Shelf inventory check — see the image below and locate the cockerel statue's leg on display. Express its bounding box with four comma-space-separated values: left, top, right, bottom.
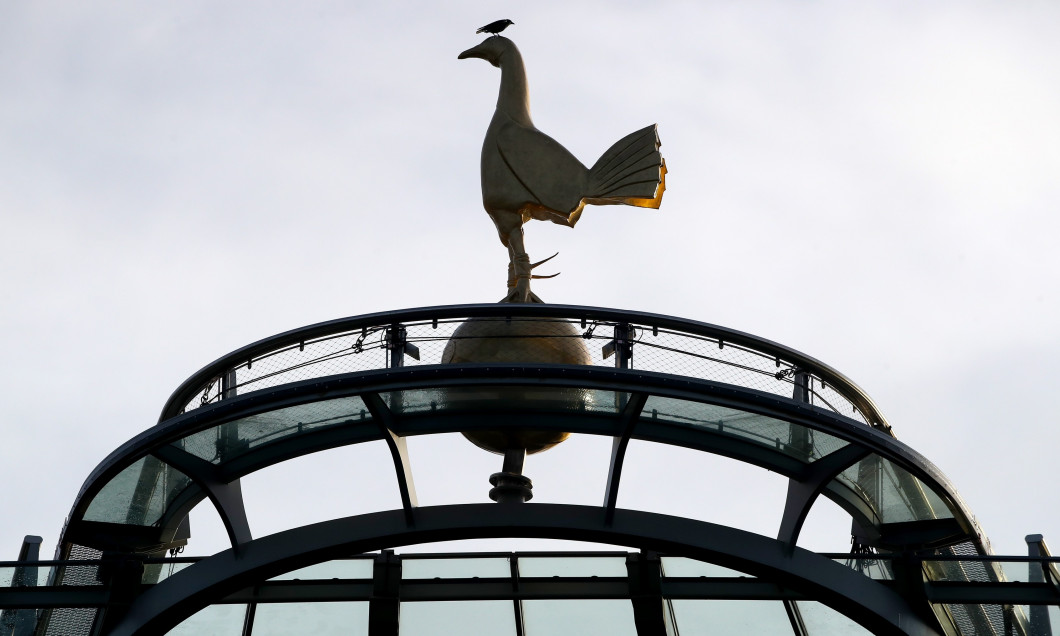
506, 227, 532, 303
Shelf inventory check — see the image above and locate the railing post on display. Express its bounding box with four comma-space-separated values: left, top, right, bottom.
220, 368, 237, 400
613, 323, 634, 370
605, 323, 634, 413
386, 324, 406, 370
1026, 534, 1054, 636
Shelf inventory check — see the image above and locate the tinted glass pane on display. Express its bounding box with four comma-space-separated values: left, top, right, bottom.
84, 456, 193, 525
833, 557, 893, 580
522, 599, 637, 636
519, 557, 627, 578
144, 561, 194, 585
175, 396, 370, 464
271, 559, 374, 580
400, 600, 516, 636
642, 396, 848, 463
797, 601, 874, 635
1019, 605, 1060, 634
660, 557, 748, 578
384, 388, 625, 416
403, 558, 511, 579
252, 601, 368, 635
166, 604, 247, 635
996, 559, 1060, 584
669, 600, 793, 635
0, 566, 51, 587
834, 455, 953, 524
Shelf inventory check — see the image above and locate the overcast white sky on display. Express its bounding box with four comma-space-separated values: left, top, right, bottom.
2, 1, 1059, 560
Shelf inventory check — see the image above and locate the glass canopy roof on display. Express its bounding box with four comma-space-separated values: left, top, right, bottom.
55, 305, 1004, 636
70, 372, 961, 554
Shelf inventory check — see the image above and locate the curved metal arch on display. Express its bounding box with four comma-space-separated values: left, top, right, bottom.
157, 303, 892, 431
107, 504, 941, 636
61, 365, 978, 556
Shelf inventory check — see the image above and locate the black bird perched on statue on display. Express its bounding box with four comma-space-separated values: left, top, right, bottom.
476, 19, 514, 36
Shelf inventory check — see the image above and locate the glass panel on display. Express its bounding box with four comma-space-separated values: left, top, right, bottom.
166, 604, 247, 635
660, 557, 749, 578
522, 599, 638, 636
84, 456, 193, 525
1000, 561, 1031, 583
252, 601, 368, 635
797, 601, 874, 635
384, 388, 626, 417
145, 561, 195, 584
668, 599, 794, 635
1019, 605, 1060, 634
400, 600, 516, 636
403, 557, 511, 579
924, 560, 1006, 583
994, 559, 1060, 583
0, 566, 52, 587
833, 455, 953, 525
271, 559, 374, 580
175, 396, 370, 464
642, 396, 849, 463
518, 557, 627, 578
832, 556, 893, 580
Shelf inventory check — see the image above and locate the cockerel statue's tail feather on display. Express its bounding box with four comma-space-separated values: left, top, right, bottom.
585, 124, 666, 209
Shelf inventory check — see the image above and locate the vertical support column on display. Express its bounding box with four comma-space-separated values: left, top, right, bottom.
1026, 534, 1054, 636
0, 536, 43, 636
92, 555, 146, 636
368, 550, 401, 636
888, 551, 941, 631
510, 555, 526, 636
626, 551, 668, 636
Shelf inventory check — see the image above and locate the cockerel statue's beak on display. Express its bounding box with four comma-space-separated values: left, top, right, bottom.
458, 41, 501, 67
458, 44, 486, 61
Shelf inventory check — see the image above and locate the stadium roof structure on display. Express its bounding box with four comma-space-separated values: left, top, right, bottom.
2, 304, 1058, 635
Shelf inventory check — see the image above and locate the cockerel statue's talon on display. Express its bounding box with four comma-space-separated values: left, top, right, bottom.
530, 253, 559, 270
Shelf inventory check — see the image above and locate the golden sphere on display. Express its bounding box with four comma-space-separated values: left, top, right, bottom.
442, 317, 591, 455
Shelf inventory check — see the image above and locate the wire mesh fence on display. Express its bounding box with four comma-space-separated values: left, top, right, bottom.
170, 308, 883, 431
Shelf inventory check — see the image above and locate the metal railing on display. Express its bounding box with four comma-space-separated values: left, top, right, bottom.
159, 304, 892, 434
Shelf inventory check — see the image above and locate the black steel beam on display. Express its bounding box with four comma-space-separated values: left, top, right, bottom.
926, 581, 1060, 605
151, 446, 252, 550
107, 504, 942, 636
604, 393, 649, 525
0, 587, 110, 609
361, 393, 418, 525
777, 445, 871, 549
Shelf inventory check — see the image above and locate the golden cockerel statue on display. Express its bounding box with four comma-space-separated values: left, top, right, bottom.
459, 36, 666, 302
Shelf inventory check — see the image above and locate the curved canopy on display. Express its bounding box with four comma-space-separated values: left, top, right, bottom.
63, 364, 973, 557
56, 305, 997, 635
